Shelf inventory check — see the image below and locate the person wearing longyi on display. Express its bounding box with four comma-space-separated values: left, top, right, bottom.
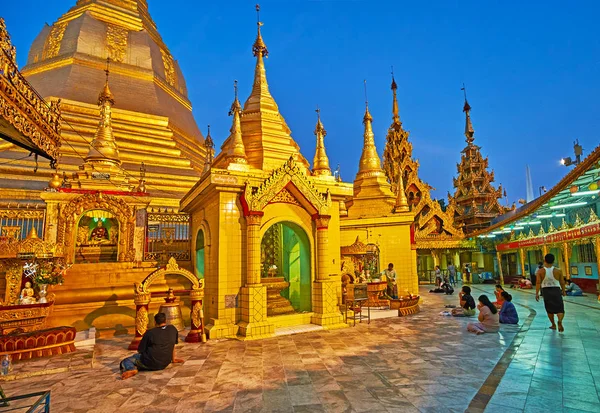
536, 253, 566, 332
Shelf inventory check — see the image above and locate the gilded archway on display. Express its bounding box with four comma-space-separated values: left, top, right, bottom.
56, 192, 136, 263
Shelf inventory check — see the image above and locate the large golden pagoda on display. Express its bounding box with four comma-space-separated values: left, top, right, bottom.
1, 0, 206, 196
447, 97, 509, 234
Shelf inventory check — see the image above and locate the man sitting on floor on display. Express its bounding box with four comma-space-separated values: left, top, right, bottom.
120, 312, 184, 380
565, 279, 583, 296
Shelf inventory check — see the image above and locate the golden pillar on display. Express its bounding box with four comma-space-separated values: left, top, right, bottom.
593, 238, 600, 302
562, 242, 570, 280
129, 286, 150, 350
238, 211, 274, 338
311, 214, 345, 329
185, 288, 206, 343
315, 215, 331, 281
518, 248, 526, 276
246, 212, 263, 285
542, 244, 548, 257
496, 251, 504, 285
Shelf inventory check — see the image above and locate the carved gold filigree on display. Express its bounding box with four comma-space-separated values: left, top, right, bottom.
191, 301, 202, 328
243, 157, 330, 216
0, 260, 22, 304
42, 22, 66, 60
270, 188, 301, 206
160, 49, 176, 87
340, 236, 368, 255
56, 192, 135, 263
589, 209, 599, 223
0, 19, 61, 163
573, 214, 584, 227
106, 24, 128, 63
136, 306, 148, 337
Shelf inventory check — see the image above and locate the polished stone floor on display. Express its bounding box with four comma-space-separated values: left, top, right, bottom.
2, 285, 600, 413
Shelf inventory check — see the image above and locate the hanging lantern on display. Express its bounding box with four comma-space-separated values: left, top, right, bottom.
569, 185, 579, 194
589, 182, 599, 191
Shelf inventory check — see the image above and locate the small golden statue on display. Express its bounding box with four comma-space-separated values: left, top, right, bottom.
19, 281, 37, 305
90, 220, 109, 242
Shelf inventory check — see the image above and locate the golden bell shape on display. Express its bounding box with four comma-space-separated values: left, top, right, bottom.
49, 173, 62, 189
158, 293, 185, 331
27, 227, 39, 239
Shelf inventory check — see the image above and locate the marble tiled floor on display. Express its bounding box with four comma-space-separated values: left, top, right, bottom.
2, 285, 599, 413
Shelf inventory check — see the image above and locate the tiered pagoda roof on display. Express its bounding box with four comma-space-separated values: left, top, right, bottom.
447, 97, 509, 234
383, 76, 463, 246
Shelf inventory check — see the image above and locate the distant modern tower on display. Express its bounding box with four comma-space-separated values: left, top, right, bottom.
525, 165, 534, 203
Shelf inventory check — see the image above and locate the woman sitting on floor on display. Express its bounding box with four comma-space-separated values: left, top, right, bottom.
467, 295, 499, 335
499, 292, 519, 324
565, 279, 583, 296
452, 286, 476, 317
493, 284, 505, 309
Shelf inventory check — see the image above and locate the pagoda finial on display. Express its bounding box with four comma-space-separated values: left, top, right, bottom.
312, 105, 331, 176
203, 124, 215, 174
225, 81, 247, 164
394, 173, 409, 212
462, 83, 474, 143
358, 80, 382, 175
252, 4, 268, 58
391, 66, 400, 124
86, 57, 120, 164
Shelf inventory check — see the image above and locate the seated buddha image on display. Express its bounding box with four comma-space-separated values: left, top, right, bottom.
90, 220, 111, 244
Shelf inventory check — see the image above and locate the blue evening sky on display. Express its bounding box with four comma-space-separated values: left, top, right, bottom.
2, 1, 599, 202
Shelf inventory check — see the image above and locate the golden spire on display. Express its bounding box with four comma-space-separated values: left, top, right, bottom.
203, 125, 214, 174
312, 106, 331, 176
244, 4, 277, 112
391, 67, 400, 125
86, 58, 121, 165
358, 80, 383, 175
462, 84, 475, 144
224, 80, 248, 164
394, 173, 409, 212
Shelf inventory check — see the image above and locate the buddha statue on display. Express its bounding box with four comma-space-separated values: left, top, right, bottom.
19, 282, 37, 305
90, 220, 109, 243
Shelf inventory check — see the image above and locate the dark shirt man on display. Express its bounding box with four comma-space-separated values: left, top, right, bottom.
120, 312, 183, 379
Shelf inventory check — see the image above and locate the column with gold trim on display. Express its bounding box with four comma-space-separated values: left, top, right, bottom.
562, 242, 571, 280
496, 251, 504, 285
185, 286, 206, 343
311, 214, 345, 328
128, 286, 150, 350
238, 211, 274, 338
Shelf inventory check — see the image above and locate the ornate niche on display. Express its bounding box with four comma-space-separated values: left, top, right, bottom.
57, 193, 136, 263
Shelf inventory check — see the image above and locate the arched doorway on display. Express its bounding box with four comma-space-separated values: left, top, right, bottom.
74, 209, 119, 263
261, 221, 311, 312
196, 229, 205, 279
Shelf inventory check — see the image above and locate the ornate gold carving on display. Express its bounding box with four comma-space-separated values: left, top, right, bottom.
42, 22, 67, 60
589, 208, 599, 223
160, 49, 176, 87
136, 306, 148, 337
147, 212, 189, 223
559, 218, 569, 231
243, 157, 330, 216
56, 193, 135, 263
106, 24, 128, 63
547, 222, 556, 233
573, 214, 584, 227
191, 301, 202, 328
0, 208, 45, 220
270, 188, 301, 206
136, 257, 201, 295
340, 236, 367, 256
165, 256, 179, 271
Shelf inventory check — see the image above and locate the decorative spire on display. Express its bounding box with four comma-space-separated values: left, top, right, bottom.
394, 174, 409, 212
391, 67, 400, 125
86, 57, 120, 164
312, 106, 331, 176
252, 4, 268, 58
224, 80, 248, 164
462, 83, 474, 144
358, 80, 383, 175
203, 124, 214, 174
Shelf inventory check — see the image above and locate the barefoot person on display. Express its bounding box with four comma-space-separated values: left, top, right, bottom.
120, 312, 184, 379
467, 295, 499, 335
536, 253, 566, 332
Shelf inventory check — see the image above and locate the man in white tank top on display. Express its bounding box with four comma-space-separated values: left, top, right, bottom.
535, 253, 566, 332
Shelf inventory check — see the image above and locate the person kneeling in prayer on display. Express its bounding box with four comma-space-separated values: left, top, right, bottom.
499, 292, 519, 324
565, 279, 583, 296
452, 286, 476, 317
120, 312, 184, 380
467, 295, 499, 335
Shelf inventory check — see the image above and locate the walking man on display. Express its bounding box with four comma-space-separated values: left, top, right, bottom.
120, 312, 184, 379
448, 262, 457, 286
535, 253, 566, 332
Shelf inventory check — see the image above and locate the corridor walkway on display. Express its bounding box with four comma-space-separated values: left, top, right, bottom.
2, 285, 599, 413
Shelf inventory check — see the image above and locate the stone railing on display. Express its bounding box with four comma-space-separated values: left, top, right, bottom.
0, 18, 61, 165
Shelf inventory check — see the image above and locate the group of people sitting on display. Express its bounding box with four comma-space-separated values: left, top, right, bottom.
449, 285, 519, 335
